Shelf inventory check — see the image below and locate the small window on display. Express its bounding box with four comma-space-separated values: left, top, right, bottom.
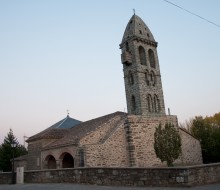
139, 30, 142, 34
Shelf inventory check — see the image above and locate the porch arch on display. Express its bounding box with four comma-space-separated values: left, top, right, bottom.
45, 155, 56, 169
60, 152, 74, 168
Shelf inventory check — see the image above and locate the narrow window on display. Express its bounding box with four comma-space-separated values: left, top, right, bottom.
150, 71, 156, 86
154, 94, 160, 113
147, 94, 152, 113
128, 71, 134, 85
148, 49, 156, 68
139, 46, 147, 66
145, 70, 149, 86
37, 157, 40, 167
131, 95, 136, 114
126, 42, 129, 51
79, 149, 85, 167
154, 95, 157, 112
157, 97, 161, 112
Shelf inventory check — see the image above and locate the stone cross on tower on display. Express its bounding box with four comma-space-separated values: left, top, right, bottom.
120, 14, 166, 116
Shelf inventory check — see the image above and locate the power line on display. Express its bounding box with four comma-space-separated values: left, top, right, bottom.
163, 0, 220, 28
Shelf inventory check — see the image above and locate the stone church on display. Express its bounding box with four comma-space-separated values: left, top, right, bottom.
15, 14, 202, 170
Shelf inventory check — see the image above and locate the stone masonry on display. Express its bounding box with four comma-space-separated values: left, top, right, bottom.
1, 163, 220, 186
120, 14, 165, 116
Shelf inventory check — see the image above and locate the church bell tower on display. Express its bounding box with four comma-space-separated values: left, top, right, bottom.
120, 14, 166, 116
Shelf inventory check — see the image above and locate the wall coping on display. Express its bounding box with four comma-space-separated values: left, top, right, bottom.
24, 162, 220, 173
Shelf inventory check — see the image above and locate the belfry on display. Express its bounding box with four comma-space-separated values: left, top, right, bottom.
120, 14, 165, 116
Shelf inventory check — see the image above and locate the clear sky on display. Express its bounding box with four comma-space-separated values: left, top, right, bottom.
0, 0, 220, 144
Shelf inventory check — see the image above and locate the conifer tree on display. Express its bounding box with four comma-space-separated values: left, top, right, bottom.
0, 129, 27, 172
154, 123, 181, 167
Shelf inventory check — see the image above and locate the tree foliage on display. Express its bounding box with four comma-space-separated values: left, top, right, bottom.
154, 123, 182, 167
188, 113, 220, 163
0, 129, 27, 172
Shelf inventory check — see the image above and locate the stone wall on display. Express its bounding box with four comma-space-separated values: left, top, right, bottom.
1, 164, 220, 186
84, 124, 128, 167
125, 115, 179, 167
0, 172, 12, 184
27, 140, 42, 170
80, 116, 128, 167
80, 114, 185, 168
187, 163, 220, 185
179, 129, 203, 165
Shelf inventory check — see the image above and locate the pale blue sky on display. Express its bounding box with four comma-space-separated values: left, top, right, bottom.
0, 0, 220, 144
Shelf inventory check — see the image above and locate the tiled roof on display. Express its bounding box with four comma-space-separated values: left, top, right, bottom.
42, 111, 126, 149
50, 115, 81, 129
26, 115, 81, 142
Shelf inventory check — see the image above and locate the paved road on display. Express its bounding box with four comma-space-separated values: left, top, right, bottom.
0, 183, 220, 190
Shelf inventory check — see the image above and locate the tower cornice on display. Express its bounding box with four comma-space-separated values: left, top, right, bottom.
120, 36, 158, 49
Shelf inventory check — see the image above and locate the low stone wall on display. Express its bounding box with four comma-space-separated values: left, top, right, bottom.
0, 172, 13, 184
187, 163, 220, 186
1, 163, 220, 187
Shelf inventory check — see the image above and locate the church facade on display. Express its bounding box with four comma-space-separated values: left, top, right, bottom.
16, 14, 202, 170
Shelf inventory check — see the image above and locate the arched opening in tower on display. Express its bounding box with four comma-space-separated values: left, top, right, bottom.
148, 49, 156, 68
139, 46, 147, 66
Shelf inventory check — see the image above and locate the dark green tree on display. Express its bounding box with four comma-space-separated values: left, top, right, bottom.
0, 129, 27, 172
154, 123, 182, 167
190, 115, 220, 163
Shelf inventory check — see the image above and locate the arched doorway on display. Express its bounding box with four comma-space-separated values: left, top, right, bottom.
61, 153, 74, 168
45, 155, 56, 169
